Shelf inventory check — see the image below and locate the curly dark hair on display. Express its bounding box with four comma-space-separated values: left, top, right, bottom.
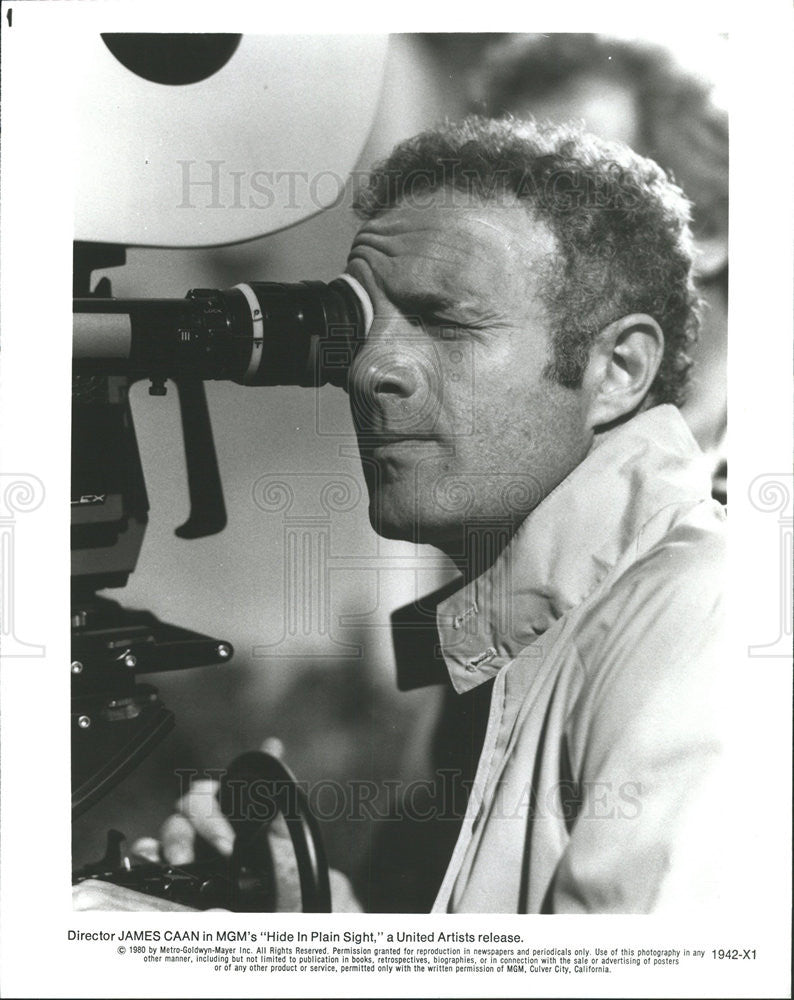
353, 116, 701, 407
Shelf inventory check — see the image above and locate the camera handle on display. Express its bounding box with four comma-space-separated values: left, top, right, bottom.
219, 750, 332, 913
173, 378, 227, 539
73, 750, 332, 912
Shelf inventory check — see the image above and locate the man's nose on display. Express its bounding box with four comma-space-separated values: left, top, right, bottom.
354, 349, 420, 399
348, 322, 439, 431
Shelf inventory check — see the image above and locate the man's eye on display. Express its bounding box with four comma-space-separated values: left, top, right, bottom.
402, 311, 466, 340
405, 313, 445, 331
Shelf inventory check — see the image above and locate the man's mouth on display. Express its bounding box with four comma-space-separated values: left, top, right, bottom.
365, 434, 438, 453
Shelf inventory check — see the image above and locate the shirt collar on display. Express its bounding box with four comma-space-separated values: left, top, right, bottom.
397, 406, 711, 694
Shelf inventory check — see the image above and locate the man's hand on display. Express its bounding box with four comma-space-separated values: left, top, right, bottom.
72, 739, 362, 912
70, 775, 235, 912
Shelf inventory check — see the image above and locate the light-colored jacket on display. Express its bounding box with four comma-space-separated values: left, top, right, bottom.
420, 406, 725, 913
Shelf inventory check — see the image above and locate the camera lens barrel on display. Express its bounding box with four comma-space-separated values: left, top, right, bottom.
73, 277, 368, 389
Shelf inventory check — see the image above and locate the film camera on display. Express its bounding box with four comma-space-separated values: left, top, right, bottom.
71, 243, 371, 910
70, 30, 387, 912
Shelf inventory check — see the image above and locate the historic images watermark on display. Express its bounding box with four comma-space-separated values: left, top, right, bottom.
747, 473, 793, 657
174, 768, 644, 826
175, 159, 647, 216
249, 466, 544, 661
0, 473, 46, 657
249, 306, 549, 660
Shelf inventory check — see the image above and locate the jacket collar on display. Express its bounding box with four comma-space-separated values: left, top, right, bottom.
393, 406, 713, 694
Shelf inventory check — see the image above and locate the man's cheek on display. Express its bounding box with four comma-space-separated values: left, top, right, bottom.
437, 349, 477, 437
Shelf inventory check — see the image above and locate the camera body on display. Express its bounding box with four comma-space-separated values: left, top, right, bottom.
72, 254, 369, 909
71, 269, 368, 810
68, 31, 388, 914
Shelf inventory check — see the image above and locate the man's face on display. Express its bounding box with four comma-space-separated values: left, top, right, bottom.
345, 192, 595, 562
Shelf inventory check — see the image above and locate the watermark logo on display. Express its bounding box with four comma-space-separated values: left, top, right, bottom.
174, 768, 644, 825
0, 473, 46, 657
748, 473, 793, 657
250, 472, 365, 659
316, 322, 476, 439
176, 161, 347, 212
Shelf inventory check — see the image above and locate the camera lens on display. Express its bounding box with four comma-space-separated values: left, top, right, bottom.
226, 278, 367, 388
73, 276, 370, 389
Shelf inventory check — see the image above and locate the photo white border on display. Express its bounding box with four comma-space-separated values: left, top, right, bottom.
1, 2, 791, 998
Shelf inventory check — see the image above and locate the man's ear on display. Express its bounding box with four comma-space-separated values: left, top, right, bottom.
584, 313, 665, 429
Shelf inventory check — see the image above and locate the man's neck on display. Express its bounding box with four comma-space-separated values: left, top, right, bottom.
443, 518, 520, 584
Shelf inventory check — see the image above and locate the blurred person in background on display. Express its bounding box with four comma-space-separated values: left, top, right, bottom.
472, 33, 728, 502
